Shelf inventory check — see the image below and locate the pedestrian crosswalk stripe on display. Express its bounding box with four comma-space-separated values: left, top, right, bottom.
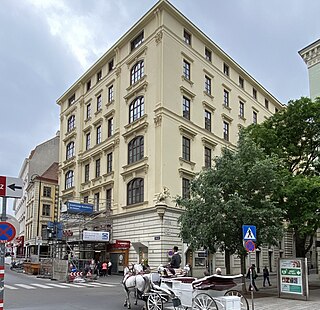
15, 284, 36, 289
31, 283, 53, 289
77, 283, 101, 287
95, 283, 116, 287
45, 283, 70, 288
63, 283, 85, 288
4, 285, 18, 290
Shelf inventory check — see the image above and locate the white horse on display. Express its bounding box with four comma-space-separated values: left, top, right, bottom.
123, 264, 151, 309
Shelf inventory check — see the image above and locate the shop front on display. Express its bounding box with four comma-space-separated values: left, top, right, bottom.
108, 240, 130, 274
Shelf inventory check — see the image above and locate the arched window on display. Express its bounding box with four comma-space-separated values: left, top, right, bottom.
67, 115, 75, 132
127, 178, 144, 205
131, 60, 144, 85
128, 136, 144, 164
66, 141, 75, 160
65, 170, 74, 189
129, 96, 144, 123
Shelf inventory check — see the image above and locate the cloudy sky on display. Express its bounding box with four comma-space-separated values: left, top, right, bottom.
0, 0, 319, 211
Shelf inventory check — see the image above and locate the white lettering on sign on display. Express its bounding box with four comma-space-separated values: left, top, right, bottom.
0, 185, 3, 190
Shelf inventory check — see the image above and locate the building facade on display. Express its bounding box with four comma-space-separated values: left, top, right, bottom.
57, 0, 283, 275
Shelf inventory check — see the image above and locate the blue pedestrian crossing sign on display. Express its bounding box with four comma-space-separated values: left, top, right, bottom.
242, 225, 256, 241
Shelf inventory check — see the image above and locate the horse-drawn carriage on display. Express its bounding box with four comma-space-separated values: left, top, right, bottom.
123, 264, 249, 310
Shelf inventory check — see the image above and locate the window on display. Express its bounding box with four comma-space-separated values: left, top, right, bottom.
182, 96, 190, 120
95, 158, 101, 178
205, 76, 211, 95
86, 80, 91, 92
204, 110, 211, 131
97, 70, 102, 82
204, 147, 212, 168
239, 101, 245, 118
239, 76, 244, 89
107, 118, 113, 137
127, 178, 144, 205
182, 136, 190, 161
67, 115, 75, 132
84, 164, 90, 182
182, 178, 190, 199
129, 96, 144, 123
131, 31, 144, 51
128, 136, 144, 164
68, 94, 75, 106
131, 60, 144, 85
265, 99, 269, 109
253, 88, 257, 99
106, 188, 112, 208
86, 104, 91, 119
205, 48, 212, 62
275, 107, 279, 113
42, 204, 51, 216
94, 192, 100, 211
223, 121, 229, 141
223, 90, 229, 107
253, 111, 258, 124
107, 152, 113, 173
85, 132, 91, 150
184, 29, 191, 45
66, 141, 75, 159
83, 196, 89, 203
108, 85, 114, 103
223, 63, 229, 76
65, 170, 74, 189
183, 60, 190, 80
108, 59, 114, 72
43, 186, 51, 198
97, 95, 102, 111
96, 125, 102, 144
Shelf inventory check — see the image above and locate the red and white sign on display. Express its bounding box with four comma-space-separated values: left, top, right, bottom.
0, 176, 23, 198
114, 240, 130, 249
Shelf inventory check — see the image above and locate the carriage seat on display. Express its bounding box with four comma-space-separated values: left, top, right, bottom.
192, 275, 237, 291
171, 277, 196, 283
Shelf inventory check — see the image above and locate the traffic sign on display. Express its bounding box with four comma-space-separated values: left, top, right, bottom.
0, 176, 23, 198
245, 240, 256, 252
242, 225, 256, 241
0, 222, 16, 243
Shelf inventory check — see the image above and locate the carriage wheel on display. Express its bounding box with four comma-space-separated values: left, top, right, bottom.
224, 290, 249, 310
192, 293, 218, 310
146, 292, 163, 310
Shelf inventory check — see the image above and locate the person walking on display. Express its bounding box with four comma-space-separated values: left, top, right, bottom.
246, 264, 259, 291
101, 261, 107, 277
263, 266, 271, 286
170, 246, 181, 269
107, 260, 112, 276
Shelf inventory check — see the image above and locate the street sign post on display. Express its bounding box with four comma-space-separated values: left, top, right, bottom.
0, 176, 23, 198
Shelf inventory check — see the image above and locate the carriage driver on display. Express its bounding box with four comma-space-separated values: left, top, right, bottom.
170, 246, 181, 269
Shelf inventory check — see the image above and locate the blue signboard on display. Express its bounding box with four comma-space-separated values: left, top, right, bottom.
66, 201, 94, 214
242, 225, 257, 241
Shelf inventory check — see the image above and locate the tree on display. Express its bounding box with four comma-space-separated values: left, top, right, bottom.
246, 97, 320, 257
176, 132, 283, 274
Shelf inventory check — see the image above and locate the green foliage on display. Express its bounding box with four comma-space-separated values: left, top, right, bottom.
177, 132, 283, 257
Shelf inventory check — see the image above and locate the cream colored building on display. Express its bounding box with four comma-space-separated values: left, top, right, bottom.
57, 0, 283, 275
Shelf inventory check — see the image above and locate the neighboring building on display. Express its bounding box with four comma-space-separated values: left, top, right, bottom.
13, 133, 59, 258
57, 0, 283, 275
299, 39, 320, 100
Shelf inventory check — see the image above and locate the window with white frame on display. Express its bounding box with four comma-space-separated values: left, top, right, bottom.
66, 141, 75, 159
65, 170, 74, 189
129, 96, 144, 123
131, 60, 144, 85
67, 115, 75, 132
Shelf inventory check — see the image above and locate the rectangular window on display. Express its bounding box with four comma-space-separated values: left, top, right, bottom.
239, 101, 245, 118
83, 196, 89, 203
253, 111, 258, 124
204, 110, 211, 132
86, 103, 91, 119
184, 29, 191, 45
204, 147, 212, 168
182, 136, 190, 161
239, 76, 244, 89
86, 80, 91, 92
97, 70, 102, 82
84, 164, 90, 182
106, 188, 112, 208
183, 59, 190, 80
253, 88, 257, 99
97, 95, 102, 111
108, 85, 114, 103
95, 158, 101, 178
182, 96, 190, 120
86, 132, 91, 150
108, 59, 114, 72
131, 31, 144, 51
223, 89, 229, 107
182, 178, 190, 199
205, 48, 212, 62
223, 63, 229, 76
275, 107, 279, 113
94, 192, 100, 211
265, 99, 269, 109
43, 186, 51, 197
107, 152, 113, 173
223, 121, 229, 141
108, 118, 113, 137
96, 125, 102, 144
205, 76, 211, 95
68, 94, 75, 106
42, 204, 50, 216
